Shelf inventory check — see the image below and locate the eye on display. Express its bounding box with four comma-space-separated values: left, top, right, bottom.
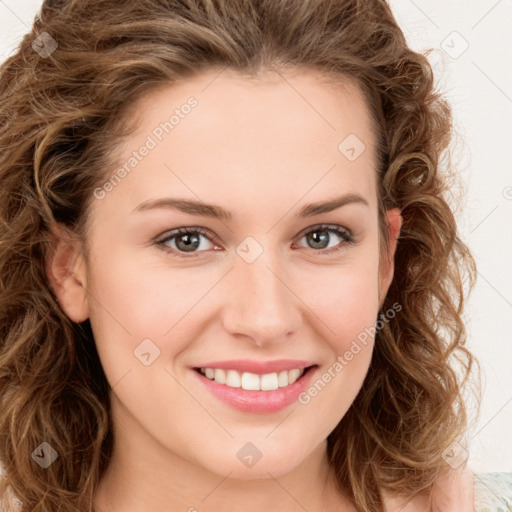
155, 227, 217, 258
294, 224, 355, 255
154, 224, 355, 258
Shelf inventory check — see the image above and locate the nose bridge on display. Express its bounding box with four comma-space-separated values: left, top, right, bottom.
222, 238, 301, 343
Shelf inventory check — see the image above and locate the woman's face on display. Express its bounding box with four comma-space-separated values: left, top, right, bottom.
52, 68, 401, 480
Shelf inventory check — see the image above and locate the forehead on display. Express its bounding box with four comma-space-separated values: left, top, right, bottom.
100, 67, 379, 220
126, 67, 375, 154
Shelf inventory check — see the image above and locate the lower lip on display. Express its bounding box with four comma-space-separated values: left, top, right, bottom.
192, 366, 318, 414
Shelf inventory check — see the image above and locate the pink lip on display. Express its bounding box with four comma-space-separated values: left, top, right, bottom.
191, 364, 318, 414
192, 359, 316, 374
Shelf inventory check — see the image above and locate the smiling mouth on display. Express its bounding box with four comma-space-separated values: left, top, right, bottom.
193, 365, 317, 391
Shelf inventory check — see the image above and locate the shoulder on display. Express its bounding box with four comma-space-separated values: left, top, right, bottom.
0, 463, 22, 512
429, 466, 512, 512
474, 472, 512, 512
381, 465, 474, 511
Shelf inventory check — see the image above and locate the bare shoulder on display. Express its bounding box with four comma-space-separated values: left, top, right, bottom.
429, 465, 475, 512
0, 468, 23, 512
381, 465, 475, 512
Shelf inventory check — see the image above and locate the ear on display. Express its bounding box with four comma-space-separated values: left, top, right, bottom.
45, 225, 90, 323
378, 208, 403, 308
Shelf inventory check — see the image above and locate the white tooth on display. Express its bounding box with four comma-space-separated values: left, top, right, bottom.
214, 368, 226, 384
278, 370, 289, 388
261, 372, 279, 390
288, 368, 302, 384
241, 372, 261, 391
225, 369, 241, 388
204, 367, 305, 389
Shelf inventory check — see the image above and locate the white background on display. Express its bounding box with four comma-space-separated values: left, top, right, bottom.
0, 0, 511, 473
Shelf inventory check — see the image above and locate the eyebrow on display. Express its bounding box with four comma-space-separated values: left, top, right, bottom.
132, 193, 369, 220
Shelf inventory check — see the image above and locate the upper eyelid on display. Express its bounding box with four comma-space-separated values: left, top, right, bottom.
297, 223, 352, 238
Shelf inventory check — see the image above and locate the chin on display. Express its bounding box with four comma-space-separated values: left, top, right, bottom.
186, 441, 304, 481
215, 458, 302, 481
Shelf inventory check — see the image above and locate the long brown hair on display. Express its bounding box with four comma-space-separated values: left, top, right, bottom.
0, 1, 480, 510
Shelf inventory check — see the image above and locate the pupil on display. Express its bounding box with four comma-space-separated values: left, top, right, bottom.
308, 230, 329, 249
177, 233, 200, 252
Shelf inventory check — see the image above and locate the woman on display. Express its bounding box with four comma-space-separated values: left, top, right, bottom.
0, 0, 510, 511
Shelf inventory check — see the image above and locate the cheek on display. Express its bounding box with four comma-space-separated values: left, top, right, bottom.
86, 244, 200, 333
292, 254, 380, 407
296, 256, 381, 352
84, 245, 219, 385
310, 271, 379, 383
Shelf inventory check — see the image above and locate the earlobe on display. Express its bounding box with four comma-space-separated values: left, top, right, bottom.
45, 226, 90, 323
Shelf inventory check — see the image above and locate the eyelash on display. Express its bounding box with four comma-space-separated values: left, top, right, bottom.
154, 224, 355, 259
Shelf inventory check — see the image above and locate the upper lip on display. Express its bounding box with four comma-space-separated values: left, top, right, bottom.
193, 359, 317, 374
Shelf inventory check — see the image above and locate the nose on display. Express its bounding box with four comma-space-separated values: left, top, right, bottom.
221, 247, 302, 347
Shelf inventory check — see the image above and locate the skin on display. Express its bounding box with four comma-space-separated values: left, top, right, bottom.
47, 68, 474, 511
